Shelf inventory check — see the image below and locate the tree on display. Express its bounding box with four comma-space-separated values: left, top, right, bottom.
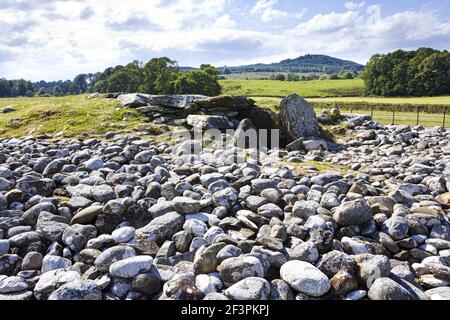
52, 86, 62, 96
275, 74, 286, 81
140, 57, 179, 94
8, 84, 17, 97
25, 81, 34, 94
307, 74, 319, 80
16, 79, 28, 96
61, 80, 73, 95
70, 74, 89, 94
0, 56, 224, 97
37, 87, 47, 96
415, 52, 450, 96
173, 65, 221, 96
329, 74, 340, 80
343, 72, 354, 79
107, 70, 129, 92
0, 78, 11, 97
106, 62, 143, 93
363, 48, 450, 96
287, 73, 300, 81
93, 80, 108, 93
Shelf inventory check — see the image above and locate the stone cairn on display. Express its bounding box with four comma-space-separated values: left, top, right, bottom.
0, 93, 449, 300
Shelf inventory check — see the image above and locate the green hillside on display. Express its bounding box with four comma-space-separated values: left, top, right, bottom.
221, 54, 364, 74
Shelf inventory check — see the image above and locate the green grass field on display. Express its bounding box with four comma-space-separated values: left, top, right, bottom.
309, 96, 450, 105
221, 72, 321, 80
0, 95, 153, 138
220, 79, 365, 98
1, 87, 449, 140
220, 78, 450, 128
252, 97, 449, 128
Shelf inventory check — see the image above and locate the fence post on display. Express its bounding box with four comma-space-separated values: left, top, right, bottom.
444, 107, 447, 128
392, 107, 395, 125
416, 106, 420, 126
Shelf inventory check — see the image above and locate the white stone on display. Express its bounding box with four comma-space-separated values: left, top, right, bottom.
112, 226, 135, 243
195, 274, 216, 295
172, 196, 201, 214
83, 157, 104, 171
304, 215, 327, 230
280, 260, 331, 297
439, 249, 450, 257
109, 256, 153, 278
0, 276, 29, 294
41, 255, 72, 273
341, 237, 369, 254
183, 219, 208, 237
419, 275, 449, 288
346, 290, 367, 300
34, 270, 80, 300
225, 277, 270, 300
419, 244, 438, 255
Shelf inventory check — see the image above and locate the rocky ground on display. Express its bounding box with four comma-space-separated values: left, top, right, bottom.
0, 94, 449, 301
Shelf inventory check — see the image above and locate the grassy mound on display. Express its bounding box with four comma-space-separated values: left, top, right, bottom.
0, 95, 150, 138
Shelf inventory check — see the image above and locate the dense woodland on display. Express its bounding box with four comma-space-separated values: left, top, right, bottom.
363, 48, 450, 97
0, 79, 36, 98
0, 57, 221, 98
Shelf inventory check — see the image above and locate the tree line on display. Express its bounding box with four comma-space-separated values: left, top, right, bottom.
0, 79, 35, 97
0, 57, 221, 98
266, 71, 356, 81
363, 48, 450, 96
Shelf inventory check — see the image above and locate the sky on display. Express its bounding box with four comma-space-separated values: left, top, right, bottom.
1, 0, 450, 81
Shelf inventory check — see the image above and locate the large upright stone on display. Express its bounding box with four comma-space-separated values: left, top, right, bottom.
279, 94, 320, 142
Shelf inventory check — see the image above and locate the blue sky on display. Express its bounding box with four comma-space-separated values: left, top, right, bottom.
0, 0, 449, 80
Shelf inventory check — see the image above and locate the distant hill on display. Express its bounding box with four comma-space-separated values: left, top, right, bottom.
179, 66, 198, 72
220, 54, 364, 75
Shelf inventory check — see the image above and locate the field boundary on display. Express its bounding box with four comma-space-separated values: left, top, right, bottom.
244, 94, 363, 98
310, 102, 449, 128
309, 101, 450, 113
251, 97, 450, 129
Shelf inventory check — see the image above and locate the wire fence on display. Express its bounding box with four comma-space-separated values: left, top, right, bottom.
312, 103, 449, 128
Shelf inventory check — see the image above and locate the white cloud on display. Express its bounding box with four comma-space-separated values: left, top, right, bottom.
250, 0, 305, 22
344, 1, 366, 11
283, 7, 450, 63
292, 11, 361, 34
0, 0, 238, 79
213, 14, 237, 28
1, 0, 450, 80
250, 0, 274, 15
